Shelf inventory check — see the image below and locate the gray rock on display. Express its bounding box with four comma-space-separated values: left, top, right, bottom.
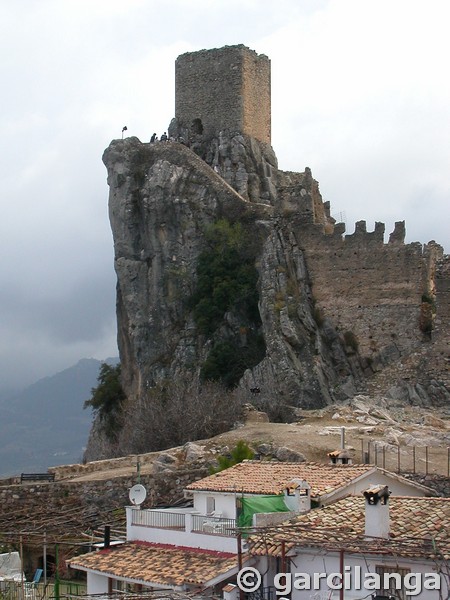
183, 442, 205, 462
155, 452, 176, 465
275, 446, 306, 462
256, 443, 273, 456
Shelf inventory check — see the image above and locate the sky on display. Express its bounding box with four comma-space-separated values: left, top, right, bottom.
0, 0, 449, 392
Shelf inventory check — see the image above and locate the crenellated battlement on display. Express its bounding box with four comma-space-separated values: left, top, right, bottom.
294, 209, 444, 373
296, 218, 432, 256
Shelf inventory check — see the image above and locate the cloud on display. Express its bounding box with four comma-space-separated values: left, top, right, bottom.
0, 0, 448, 391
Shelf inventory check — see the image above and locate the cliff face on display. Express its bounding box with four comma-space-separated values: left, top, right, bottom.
85, 131, 448, 459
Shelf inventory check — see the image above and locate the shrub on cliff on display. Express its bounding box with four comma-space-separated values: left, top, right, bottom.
200, 334, 265, 388
190, 219, 261, 335
190, 219, 266, 387
84, 363, 125, 440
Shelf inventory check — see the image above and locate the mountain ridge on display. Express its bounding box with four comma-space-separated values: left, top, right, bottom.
0, 356, 118, 476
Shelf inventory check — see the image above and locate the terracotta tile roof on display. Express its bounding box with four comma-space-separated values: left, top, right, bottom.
248, 496, 450, 560
68, 542, 238, 587
186, 461, 375, 497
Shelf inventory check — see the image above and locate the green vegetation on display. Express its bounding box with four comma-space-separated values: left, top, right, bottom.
190, 219, 266, 388
210, 440, 254, 473
84, 363, 126, 440
201, 334, 265, 388
191, 219, 261, 335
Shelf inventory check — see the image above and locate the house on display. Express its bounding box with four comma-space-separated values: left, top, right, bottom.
69, 542, 243, 596
184, 460, 435, 513
247, 490, 450, 600
68, 462, 435, 596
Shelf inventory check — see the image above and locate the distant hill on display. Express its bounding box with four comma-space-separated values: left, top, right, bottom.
0, 357, 118, 477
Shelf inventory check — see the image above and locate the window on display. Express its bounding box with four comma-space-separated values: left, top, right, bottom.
191, 118, 203, 134
206, 496, 216, 514
375, 566, 411, 600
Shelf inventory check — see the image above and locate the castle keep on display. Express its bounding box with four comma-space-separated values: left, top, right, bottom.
174, 45, 271, 143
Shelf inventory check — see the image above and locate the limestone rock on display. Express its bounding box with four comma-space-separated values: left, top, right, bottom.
85, 121, 448, 461
275, 446, 306, 462
242, 404, 270, 423
183, 442, 205, 462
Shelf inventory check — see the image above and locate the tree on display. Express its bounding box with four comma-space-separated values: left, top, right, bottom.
84, 363, 126, 440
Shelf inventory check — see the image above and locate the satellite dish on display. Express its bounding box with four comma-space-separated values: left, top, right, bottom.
129, 484, 147, 506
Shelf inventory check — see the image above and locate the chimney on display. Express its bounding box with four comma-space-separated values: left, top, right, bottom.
328, 449, 353, 465
284, 479, 311, 513
104, 525, 111, 549
363, 485, 390, 539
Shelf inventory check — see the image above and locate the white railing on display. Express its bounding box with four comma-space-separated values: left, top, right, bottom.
131, 509, 185, 530
191, 514, 236, 536
130, 509, 236, 536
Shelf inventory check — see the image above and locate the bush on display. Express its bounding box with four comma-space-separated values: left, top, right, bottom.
120, 379, 244, 454
190, 218, 266, 388
210, 441, 255, 473
190, 219, 261, 335
201, 333, 265, 389
84, 363, 126, 440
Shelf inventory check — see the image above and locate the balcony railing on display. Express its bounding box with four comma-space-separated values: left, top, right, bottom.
130, 508, 236, 537
191, 514, 236, 536
131, 509, 185, 530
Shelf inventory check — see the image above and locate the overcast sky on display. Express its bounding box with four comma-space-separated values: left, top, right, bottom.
1, 0, 448, 392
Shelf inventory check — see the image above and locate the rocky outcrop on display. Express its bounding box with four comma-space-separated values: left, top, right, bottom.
86, 129, 448, 460
104, 136, 271, 400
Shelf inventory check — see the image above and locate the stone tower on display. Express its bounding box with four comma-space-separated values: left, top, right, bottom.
174, 45, 271, 144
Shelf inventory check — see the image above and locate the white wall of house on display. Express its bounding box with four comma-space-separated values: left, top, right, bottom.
323, 471, 430, 504
192, 491, 237, 518
257, 549, 446, 600
125, 507, 240, 553
87, 572, 109, 594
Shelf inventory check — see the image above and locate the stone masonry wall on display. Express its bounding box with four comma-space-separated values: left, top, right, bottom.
297, 221, 443, 372
175, 45, 271, 143
0, 468, 207, 513
241, 48, 271, 144
428, 256, 450, 388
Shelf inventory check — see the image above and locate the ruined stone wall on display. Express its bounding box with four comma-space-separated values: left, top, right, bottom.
175, 45, 270, 143
0, 468, 206, 516
277, 168, 330, 225
428, 255, 450, 389
297, 221, 441, 371
434, 256, 450, 345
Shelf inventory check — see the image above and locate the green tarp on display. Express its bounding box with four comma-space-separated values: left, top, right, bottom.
237, 495, 289, 528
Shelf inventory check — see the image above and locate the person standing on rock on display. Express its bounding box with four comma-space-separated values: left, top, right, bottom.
161, 132, 168, 141
150, 133, 157, 143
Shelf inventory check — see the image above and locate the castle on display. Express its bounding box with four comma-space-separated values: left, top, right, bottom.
169, 44, 448, 384
93, 44, 449, 458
